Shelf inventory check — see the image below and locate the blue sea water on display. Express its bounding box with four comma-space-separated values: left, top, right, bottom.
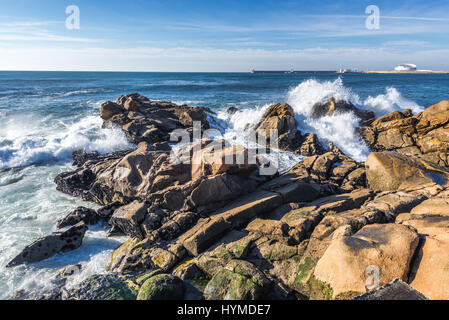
0, 71, 448, 299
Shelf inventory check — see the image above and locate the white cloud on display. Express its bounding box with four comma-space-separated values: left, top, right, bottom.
1, 45, 448, 72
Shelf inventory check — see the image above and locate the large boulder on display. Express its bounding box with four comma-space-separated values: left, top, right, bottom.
100, 101, 124, 121
57, 206, 100, 229
416, 100, 449, 133
311, 97, 374, 123
360, 100, 449, 167
7, 222, 88, 267
353, 279, 427, 300
137, 274, 185, 300
311, 223, 419, 300
365, 151, 449, 191
255, 103, 297, 136
109, 201, 148, 239
66, 274, 137, 300
397, 202, 449, 300
109, 238, 182, 274
55, 139, 263, 214
204, 260, 272, 300
105, 93, 210, 146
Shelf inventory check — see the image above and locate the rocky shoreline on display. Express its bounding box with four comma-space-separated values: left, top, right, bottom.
8, 93, 449, 300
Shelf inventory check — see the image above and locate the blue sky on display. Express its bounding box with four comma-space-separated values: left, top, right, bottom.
1, 0, 449, 71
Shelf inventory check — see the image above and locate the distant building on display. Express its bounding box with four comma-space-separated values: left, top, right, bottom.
394, 64, 417, 71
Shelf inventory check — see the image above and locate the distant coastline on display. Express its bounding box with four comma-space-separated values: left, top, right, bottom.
249, 70, 449, 74
363, 70, 449, 74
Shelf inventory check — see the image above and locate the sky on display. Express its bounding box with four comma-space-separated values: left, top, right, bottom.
1, 0, 449, 71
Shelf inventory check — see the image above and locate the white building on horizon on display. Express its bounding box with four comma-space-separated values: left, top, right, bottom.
394, 64, 417, 71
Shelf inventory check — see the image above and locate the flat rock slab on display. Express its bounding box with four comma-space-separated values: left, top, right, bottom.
7, 222, 88, 267
365, 152, 449, 191
353, 279, 427, 300
312, 223, 419, 300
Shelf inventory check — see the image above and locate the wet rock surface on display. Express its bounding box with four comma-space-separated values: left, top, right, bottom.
7, 222, 88, 267
18, 93, 449, 300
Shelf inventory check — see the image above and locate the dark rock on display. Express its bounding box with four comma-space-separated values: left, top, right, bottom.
72, 150, 100, 167
227, 106, 239, 115
204, 260, 272, 300
65, 274, 137, 300
311, 97, 375, 124
7, 222, 88, 267
353, 279, 428, 300
254, 103, 302, 152
57, 207, 100, 229
137, 274, 185, 300
297, 133, 326, 156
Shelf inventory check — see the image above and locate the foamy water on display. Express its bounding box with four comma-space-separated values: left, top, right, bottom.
210, 78, 424, 162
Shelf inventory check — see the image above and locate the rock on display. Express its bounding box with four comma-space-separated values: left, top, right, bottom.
416, 100, 449, 133
311, 97, 374, 123
105, 94, 211, 146
109, 238, 181, 274
263, 179, 321, 204
227, 106, 239, 115
66, 274, 137, 300
297, 133, 325, 156
72, 150, 100, 167
173, 261, 206, 280
254, 103, 302, 152
109, 201, 148, 239
137, 274, 185, 300
360, 100, 449, 167
7, 222, 88, 267
353, 279, 427, 300
211, 190, 283, 229
204, 260, 272, 300
57, 206, 100, 229
182, 217, 232, 256
311, 224, 419, 300
100, 101, 124, 121
57, 264, 82, 278
409, 197, 449, 216
178, 108, 209, 127
363, 191, 427, 215
365, 151, 449, 191
289, 150, 367, 192
396, 206, 449, 300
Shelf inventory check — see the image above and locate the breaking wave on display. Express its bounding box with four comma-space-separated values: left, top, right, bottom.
214, 78, 424, 162
0, 114, 132, 170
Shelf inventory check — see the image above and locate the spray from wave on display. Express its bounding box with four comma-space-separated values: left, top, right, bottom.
212, 78, 424, 163
0, 115, 132, 170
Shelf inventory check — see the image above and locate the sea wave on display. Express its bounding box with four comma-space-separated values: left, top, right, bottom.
211, 78, 423, 162
0, 115, 133, 170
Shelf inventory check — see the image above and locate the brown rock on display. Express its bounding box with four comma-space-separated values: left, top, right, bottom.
100, 101, 124, 121
109, 201, 148, 239
365, 152, 449, 191
311, 97, 374, 123
312, 224, 419, 300
398, 216, 449, 300
416, 100, 449, 133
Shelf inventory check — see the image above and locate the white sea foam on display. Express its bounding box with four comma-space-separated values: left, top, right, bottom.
211, 78, 424, 163
363, 87, 424, 115
0, 115, 132, 170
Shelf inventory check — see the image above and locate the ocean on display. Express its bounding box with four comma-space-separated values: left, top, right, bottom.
1, 71, 448, 299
